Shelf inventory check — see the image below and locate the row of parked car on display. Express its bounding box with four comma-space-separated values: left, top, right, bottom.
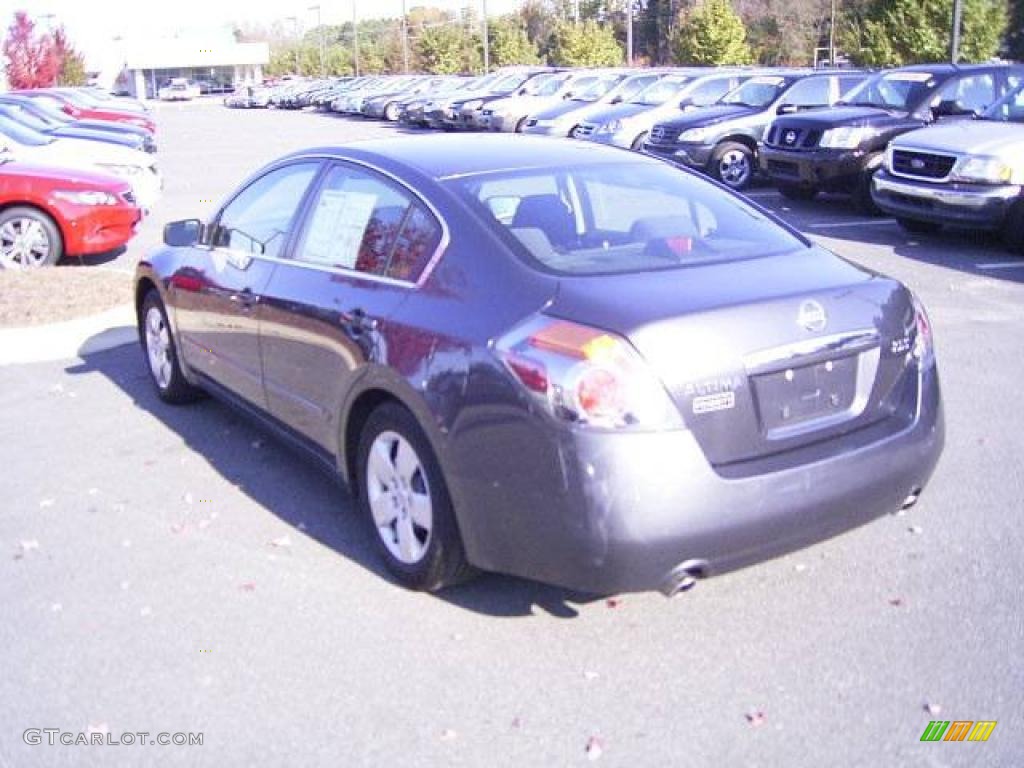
229, 63, 1024, 253
0, 87, 159, 269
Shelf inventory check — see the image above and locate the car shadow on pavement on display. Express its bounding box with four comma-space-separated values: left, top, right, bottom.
62, 246, 128, 268
67, 342, 601, 619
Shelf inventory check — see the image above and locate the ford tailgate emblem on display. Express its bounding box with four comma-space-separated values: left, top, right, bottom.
798, 300, 827, 332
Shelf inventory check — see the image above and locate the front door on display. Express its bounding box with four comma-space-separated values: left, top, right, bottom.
172, 161, 321, 407
258, 161, 445, 452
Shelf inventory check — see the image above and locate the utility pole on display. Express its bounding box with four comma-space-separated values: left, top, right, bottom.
307, 5, 325, 77
573, 0, 580, 23
401, 0, 410, 73
626, 0, 633, 65
482, 0, 489, 72
353, 0, 360, 76
950, 0, 963, 63
828, 0, 837, 66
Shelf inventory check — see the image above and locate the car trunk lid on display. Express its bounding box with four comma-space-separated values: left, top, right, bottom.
548, 248, 919, 466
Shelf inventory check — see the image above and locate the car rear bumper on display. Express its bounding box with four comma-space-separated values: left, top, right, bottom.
760, 146, 868, 190
872, 171, 1021, 228
454, 366, 943, 595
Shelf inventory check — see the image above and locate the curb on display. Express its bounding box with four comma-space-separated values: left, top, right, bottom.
0, 304, 137, 366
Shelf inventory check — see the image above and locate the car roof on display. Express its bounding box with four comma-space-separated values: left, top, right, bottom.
286, 134, 649, 181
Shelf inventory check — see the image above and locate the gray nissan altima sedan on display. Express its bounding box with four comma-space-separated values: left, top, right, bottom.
135, 135, 944, 596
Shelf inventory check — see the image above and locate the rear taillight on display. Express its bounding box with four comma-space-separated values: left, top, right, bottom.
494, 315, 682, 430
911, 293, 934, 368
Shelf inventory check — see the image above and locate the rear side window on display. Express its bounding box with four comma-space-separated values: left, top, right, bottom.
934, 72, 995, 112
781, 77, 831, 107
294, 163, 442, 281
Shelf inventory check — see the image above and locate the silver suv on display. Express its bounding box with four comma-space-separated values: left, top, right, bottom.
873, 80, 1024, 253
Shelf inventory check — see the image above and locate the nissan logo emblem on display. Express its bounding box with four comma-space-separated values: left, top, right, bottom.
798, 300, 827, 332
784, 130, 797, 145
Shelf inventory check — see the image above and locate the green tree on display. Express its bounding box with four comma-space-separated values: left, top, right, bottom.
844, 0, 1007, 65
415, 24, 468, 73
487, 16, 541, 66
673, 0, 752, 65
52, 26, 86, 85
549, 20, 623, 66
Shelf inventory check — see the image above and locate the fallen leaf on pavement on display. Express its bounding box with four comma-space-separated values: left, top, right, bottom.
440, 729, 457, 742
924, 702, 942, 716
270, 535, 292, 549
511, 717, 522, 729
239, 582, 256, 592
888, 597, 904, 607
585, 735, 604, 761
605, 598, 621, 609
745, 710, 767, 727
908, 525, 923, 535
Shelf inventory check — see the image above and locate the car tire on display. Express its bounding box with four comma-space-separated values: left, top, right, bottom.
140, 291, 203, 404
1002, 199, 1024, 256
777, 184, 818, 202
711, 141, 755, 190
852, 168, 882, 215
630, 131, 648, 151
356, 402, 476, 591
384, 102, 399, 122
897, 218, 942, 235
0, 206, 63, 269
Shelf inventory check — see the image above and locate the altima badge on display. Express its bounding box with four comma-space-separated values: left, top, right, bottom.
798, 300, 827, 332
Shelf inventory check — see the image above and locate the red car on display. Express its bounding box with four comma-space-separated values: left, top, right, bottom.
14, 91, 156, 135
0, 161, 141, 268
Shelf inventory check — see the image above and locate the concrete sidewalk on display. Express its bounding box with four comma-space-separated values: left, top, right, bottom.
0, 304, 136, 365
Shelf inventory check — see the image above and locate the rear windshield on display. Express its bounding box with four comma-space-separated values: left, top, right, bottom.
448, 161, 806, 276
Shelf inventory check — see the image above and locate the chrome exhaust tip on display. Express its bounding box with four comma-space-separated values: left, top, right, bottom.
661, 559, 709, 597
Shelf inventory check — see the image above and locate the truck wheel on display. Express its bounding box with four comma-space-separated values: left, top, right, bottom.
711, 141, 754, 190
777, 184, 818, 201
851, 169, 882, 215
897, 218, 941, 235
1002, 200, 1024, 255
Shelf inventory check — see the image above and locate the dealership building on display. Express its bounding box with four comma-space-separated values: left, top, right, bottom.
110, 32, 269, 99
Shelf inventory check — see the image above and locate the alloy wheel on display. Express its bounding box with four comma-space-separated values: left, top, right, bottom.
0, 217, 51, 269
718, 149, 752, 188
145, 306, 173, 390
366, 431, 433, 564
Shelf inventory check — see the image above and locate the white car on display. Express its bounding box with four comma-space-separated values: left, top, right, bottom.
0, 119, 161, 209
158, 79, 201, 102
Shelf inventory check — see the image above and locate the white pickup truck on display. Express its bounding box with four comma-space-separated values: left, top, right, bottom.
158, 78, 201, 102
872, 81, 1024, 254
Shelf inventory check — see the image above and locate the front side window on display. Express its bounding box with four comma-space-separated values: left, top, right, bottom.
294, 164, 442, 281
720, 76, 790, 108
781, 77, 831, 107
983, 83, 1024, 123
452, 161, 806, 276
933, 72, 995, 113
214, 162, 319, 259
842, 71, 941, 111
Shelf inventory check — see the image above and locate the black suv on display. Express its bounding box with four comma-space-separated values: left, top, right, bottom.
761, 63, 1024, 211
643, 70, 866, 190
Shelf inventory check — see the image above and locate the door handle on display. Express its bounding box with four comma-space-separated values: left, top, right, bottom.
341, 307, 378, 332
229, 289, 260, 309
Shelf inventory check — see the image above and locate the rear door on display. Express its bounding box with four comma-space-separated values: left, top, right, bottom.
172, 161, 321, 407
258, 161, 445, 451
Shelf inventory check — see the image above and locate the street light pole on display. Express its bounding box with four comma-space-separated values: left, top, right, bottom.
626, 0, 633, 65
401, 0, 410, 74
950, 0, 963, 63
828, 0, 837, 66
307, 5, 325, 77
482, 0, 489, 72
353, 1, 360, 76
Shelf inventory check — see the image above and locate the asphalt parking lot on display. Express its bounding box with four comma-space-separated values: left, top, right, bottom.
2, 102, 1022, 767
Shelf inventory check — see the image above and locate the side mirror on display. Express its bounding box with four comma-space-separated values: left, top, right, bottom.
610, 95, 623, 104
562, 92, 573, 100
932, 99, 974, 119
776, 103, 799, 115
164, 219, 202, 247
518, 87, 528, 96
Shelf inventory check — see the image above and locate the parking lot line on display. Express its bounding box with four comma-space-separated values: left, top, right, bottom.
805, 219, 897, 229
977, 262, 1024, 271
